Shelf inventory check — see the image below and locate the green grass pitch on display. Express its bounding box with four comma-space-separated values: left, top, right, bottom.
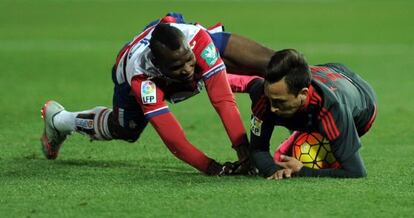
1, 0, 413, 217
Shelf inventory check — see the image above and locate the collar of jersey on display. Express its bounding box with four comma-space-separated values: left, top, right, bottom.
300, 84, 315, 111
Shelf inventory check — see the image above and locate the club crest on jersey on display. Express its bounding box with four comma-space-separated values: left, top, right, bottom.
201, 43, 219, 67
141, 80, 156, 104
250, 116, 263, 136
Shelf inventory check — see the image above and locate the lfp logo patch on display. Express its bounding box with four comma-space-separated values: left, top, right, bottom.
201, 43, 219, 67
141, 80, 156, 104
250, 116, 263, 136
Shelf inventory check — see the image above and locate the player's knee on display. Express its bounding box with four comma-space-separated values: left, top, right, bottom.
108, 113, 144, 143
121, 130, 141, 143
349, 167, 367, 178
356, 168, 367, 178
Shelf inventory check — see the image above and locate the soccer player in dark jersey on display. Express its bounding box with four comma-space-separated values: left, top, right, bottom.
231, 49, 377, 179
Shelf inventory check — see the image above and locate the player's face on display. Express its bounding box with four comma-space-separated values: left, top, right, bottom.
264, 78, 308, 118
157, 41, 196, 83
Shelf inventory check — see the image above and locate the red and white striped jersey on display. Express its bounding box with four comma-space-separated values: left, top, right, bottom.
115, 22, 229, 119
111, 19, 248, 173
115, 24, 224, 92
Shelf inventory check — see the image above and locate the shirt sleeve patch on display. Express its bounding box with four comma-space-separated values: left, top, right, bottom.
201, 42, 219, 67
141, 80, 157, 104
250, 116, 263, 136
202, 63, 225, 80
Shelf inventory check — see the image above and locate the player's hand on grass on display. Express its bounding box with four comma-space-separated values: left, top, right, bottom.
267, 168, 293, 180
219, 160, 256, 176
222, 161, 240, 175
206, 160, 241, 176
275, 155, 303, 173
230, 142, 258, 176
206, 159, 257, 176
232, 159, 258, 176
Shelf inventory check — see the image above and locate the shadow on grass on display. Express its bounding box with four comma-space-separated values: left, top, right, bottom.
13, 152, 194, 172
1, 154, 259, 185
1, 155, 211, 182
54, 158, 200, 175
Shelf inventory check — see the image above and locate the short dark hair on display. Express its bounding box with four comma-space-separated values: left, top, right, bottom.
265, 49, 311, 95
149, 23, 185, 60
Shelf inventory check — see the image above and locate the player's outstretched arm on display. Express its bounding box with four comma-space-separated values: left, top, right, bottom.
130, 76, 225, 175
204, 70, 250, 162
149, 112, 227, 175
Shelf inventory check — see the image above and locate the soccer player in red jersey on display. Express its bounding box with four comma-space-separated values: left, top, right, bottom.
40, 14, 253, 175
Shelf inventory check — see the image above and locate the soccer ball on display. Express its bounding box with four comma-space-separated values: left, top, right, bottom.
292, 132, 338, 169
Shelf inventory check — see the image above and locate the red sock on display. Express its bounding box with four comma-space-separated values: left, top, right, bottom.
274, 131, 300, 162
